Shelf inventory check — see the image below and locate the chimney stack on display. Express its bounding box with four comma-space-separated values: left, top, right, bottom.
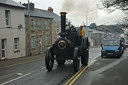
19, 1, 22, 4
22, 3, 35, 11
48, 7, 53, 12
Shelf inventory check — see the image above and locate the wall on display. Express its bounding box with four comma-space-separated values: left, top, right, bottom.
0, 6, 25, 59
52, 21, 61, 44
25, 17, 52, 56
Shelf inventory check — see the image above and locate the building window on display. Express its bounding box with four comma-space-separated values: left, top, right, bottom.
57, 23, 59, 33
31, 18, 34, 30
1, 39, 6, 58
46, 34, 48, 45
14, 38, 19, 51
31, 36, 35, 48
38, 19, 42, 30
5, 10, 11, 26
45, 20, 48, 30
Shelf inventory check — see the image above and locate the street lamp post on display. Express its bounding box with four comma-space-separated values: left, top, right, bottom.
86, 10, 94, 26
28, 0, 32, 56
86, 11, 88, 26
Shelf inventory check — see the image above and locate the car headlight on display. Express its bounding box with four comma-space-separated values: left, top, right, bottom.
58, 40, 66, 49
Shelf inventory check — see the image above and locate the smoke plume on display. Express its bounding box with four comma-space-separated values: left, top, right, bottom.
60, 0, 99, 26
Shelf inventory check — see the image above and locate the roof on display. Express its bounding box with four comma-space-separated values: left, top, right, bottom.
0, 0, 25, 8
24, 8, 60, 22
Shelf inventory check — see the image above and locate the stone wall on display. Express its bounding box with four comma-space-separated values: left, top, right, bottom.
25, 17, 52, 56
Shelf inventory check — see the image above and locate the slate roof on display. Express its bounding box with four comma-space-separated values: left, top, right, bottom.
0, 0, 25, 8
24, 8, 60, 22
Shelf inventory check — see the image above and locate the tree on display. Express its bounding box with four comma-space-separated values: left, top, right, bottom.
97, 24, 123, 33
89, 23, 97, 29
99, 0, 128, 28
117, 17, 128, 28
101, 0, 128, 13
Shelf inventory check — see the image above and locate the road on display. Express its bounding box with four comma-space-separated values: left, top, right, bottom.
0, 47, 101, 85
73, 48, 128, 85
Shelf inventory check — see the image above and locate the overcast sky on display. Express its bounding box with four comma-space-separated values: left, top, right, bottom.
14, 0, 125, 26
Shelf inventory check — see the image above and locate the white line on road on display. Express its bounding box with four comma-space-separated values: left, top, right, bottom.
89, 54, 101, 61
17, 73, 23, 76
0, 73, 31, 85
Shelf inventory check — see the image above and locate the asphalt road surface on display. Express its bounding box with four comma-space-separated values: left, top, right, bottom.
73, 48, 128, 85
0, 47, 101, 85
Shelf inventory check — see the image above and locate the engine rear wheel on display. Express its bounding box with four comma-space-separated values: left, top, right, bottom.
81, 48, 89, 67
73, 48, 80, 72
81, 37, 89, 67
45, 47, 54, 71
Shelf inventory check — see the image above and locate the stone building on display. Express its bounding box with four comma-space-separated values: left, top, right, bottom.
0, 0, 26, 59
23, 3, 61, 56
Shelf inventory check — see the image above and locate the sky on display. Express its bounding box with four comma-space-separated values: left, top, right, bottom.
14, 0, 125, 26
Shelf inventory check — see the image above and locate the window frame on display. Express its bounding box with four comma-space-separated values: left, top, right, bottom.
57, 23, 59, 33
14, 38, 19, 51
31, 18, 35, 30
38, 18, 42, 30
31, 36, 35, 48
46, 34, 48, 45
45, 20, 48, 30
5, 10, 11, 27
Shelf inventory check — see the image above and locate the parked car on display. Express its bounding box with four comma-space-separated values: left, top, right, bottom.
101, 39, 123, 58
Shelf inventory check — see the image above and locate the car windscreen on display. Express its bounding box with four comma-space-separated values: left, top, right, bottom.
103, 40, 120, 46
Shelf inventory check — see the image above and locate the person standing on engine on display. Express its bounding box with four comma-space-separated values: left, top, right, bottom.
80, 26, 85, 37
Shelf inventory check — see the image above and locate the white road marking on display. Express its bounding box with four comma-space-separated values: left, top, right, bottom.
41, 66, 46, 70
17, 73, 23, 76
0, 73, 31, 85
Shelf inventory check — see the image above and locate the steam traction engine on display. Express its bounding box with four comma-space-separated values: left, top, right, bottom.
45, 12, 89, 72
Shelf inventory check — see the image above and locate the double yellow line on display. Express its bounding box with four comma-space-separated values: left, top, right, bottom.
64, 60, 96, 85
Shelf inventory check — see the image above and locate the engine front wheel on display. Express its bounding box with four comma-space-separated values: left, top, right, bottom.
45, 47, 54, 71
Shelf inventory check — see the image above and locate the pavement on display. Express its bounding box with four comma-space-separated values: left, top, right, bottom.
0, 54, 44, 68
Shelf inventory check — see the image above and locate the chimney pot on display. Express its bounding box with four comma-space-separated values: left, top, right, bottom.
19, 1, 22, 4
48, 7, 53, 12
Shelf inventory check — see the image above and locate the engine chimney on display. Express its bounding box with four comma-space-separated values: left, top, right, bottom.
60, 12, 67, 33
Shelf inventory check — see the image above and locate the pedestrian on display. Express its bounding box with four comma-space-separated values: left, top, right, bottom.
80, 26, 86, 37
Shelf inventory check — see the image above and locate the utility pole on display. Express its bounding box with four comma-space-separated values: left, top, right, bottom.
86, 10, 93, 26
86, 11, 88, 26
28, 0, 32, 56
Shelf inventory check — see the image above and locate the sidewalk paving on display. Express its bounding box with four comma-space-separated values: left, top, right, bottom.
0, 54, 44, 68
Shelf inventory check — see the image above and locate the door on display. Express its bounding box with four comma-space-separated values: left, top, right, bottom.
1, 39, 6, 59
39, 35, 42, 53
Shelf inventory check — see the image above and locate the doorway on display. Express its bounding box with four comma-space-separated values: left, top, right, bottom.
39, 35, 42, 53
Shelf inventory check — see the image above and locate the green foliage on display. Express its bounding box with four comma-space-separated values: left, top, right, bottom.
89, 23, 97, 29
97, 24, 123, 33
102, 0, 128, 12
